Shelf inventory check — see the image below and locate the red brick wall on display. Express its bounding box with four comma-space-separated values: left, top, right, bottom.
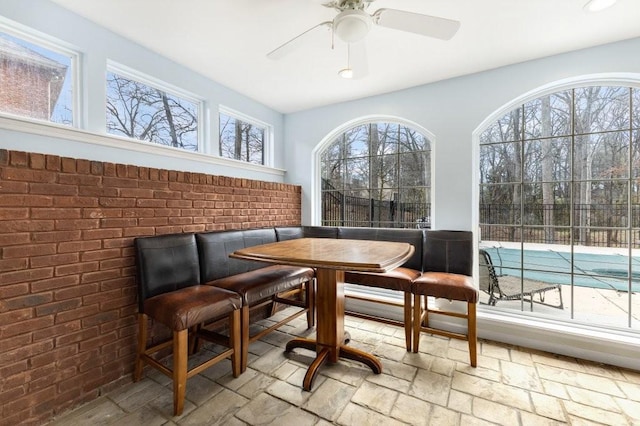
0, 149, 302, 425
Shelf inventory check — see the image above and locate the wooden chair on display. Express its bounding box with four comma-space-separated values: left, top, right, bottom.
134, 233, 242, 416
412, 230, 478, 367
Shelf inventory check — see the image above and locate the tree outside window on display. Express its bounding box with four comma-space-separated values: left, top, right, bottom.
219, 112, 265, 165
321, 122, 431, 228
106, 71, 199, 151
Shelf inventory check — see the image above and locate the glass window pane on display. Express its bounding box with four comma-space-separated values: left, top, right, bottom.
399, 152, 429, 187
574, 86, 630, 134
370, 155, 398, 190
219, 112, 264, 164
107, 71, 199, 151
344, 125, 368, 157
523, 183, 570, 227
480, 109, 523, 143
573, 180, 629, 229
523, 138, 571, 182
0, 32, 74, 125
479, 184, 522, 225
524, 91, 572, 139
345, 157, 369, 189
479, 142, 522, 184
399, 126, 430, 152
574, 133, 630, 181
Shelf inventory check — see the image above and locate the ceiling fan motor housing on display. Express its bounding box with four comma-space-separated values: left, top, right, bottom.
333, 9, 373, 43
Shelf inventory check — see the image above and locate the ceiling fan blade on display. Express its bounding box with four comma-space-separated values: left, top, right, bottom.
267, 21, 332, 60
350, 41, 368, 79
373, 8, 460, 40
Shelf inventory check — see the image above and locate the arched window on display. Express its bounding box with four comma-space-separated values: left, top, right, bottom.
320, 121, 432, 228
478, 83, 640, 330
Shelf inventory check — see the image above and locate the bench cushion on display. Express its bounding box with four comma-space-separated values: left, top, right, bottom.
344, 267, 421, 292
205, 264, 314, 305
144, 285, 242, 331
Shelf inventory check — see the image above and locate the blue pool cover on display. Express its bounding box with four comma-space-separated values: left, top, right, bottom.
484, 247, 640, 292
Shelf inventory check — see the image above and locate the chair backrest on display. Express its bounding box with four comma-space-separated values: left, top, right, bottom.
479, 249, 500, 296
423, 230, 473, 276
134, 233, 201, 311
196, 228, 277, 282
337, 227, 424, 271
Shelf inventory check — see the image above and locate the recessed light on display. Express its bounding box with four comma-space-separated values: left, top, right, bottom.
584, 0, 618, 12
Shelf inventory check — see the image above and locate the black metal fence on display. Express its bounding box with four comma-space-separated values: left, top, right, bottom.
480, 203, 640, 248
322, 191, 430, 229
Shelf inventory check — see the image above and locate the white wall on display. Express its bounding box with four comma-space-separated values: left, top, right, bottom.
284, 37, 640, 369
0, 0, 286, 182
284, 36, 640, 229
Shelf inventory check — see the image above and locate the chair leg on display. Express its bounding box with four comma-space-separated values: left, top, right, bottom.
173, 329, 188, 416
468, 302, 477, 367
412, 293, 421, 353
230, 309, 241, 377
133, 313, 147, 382
403, 292, 412, 351
241, 305, 250, 373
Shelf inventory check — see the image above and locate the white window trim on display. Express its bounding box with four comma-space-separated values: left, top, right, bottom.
106, 60, 206, 153
218, 105, 273, 167
0, 16, 81, 128
0, 114, 285, 176
468, 73, 640, 369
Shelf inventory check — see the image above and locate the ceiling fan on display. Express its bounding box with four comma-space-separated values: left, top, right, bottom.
267, 0, 461, 68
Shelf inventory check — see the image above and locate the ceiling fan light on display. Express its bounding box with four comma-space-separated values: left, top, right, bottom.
334, 10, 372, 43
583, 0, 617, 12
338, 68, 354, 79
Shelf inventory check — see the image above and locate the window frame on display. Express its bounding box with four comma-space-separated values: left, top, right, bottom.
474, 74, 640, 331
106, 60, 205, 153
218, 105, 273, 167
0, 16, 81, 128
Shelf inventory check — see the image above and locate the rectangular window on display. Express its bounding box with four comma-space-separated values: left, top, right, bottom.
219, 108, 268, 165
106, 64, 200, 151
0, 27, 76, 125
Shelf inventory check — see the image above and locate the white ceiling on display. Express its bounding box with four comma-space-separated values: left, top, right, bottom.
51, 0, 640, 114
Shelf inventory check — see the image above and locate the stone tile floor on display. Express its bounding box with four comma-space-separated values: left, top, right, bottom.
48, 308, 640, 425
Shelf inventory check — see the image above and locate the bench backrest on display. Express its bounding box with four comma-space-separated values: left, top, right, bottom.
336, 227, 425, 271
196, 228, 277, 282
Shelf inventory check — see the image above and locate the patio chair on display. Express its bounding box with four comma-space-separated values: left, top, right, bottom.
479, 249, 564, 311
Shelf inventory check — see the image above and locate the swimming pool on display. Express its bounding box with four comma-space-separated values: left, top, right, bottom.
483, 246, 640, 292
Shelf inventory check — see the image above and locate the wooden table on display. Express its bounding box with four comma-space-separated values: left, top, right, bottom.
231, 237, 415, 391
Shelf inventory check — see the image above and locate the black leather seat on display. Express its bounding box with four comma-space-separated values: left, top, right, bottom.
412, 230, 478, 366
196, 229, 315, 372
134, 233, 242, 415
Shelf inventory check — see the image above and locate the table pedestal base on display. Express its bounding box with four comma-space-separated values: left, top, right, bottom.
285, 338, 382, 391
